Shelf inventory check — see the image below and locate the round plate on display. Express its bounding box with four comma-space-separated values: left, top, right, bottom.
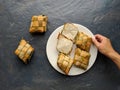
46, 23, 98, 76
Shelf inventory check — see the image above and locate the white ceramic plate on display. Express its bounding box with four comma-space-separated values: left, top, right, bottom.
46, 23, 98, 76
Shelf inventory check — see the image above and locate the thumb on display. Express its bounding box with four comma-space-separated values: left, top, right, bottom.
92, 37, 100, 47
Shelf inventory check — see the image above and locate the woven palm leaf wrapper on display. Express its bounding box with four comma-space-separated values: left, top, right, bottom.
15, 39, 34, 64
29, 15, 48, 33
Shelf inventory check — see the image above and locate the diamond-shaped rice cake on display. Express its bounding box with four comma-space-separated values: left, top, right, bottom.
61, 23, 78, 42
75, 32, 92, 52
15, 39, 34, 64
56, 34, 73, 55
57, 53, 73, 75
74, 48, 91, 70
29, 15, 48, 33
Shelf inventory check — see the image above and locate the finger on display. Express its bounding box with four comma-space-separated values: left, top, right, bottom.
95, 34, 104, 37
95, 34, 104, 42
92, 37, 100, 47
95, 34, 107, 39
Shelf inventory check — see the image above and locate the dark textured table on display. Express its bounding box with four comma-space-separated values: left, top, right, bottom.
0, 0, 120, 90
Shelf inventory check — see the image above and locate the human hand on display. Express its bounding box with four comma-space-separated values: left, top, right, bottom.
92, 34, 120, 69
92, 34, 115, 57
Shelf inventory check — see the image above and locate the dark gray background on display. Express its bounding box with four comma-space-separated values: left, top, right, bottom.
0, 0, 120, 90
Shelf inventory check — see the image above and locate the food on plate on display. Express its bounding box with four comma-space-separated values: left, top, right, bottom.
57, 53, 73, 75
75, 32, 92, 52
29, 15, 48, 33
15, 39, 34, 64
74, 48, 91, 70
56, 23, 93, 74
61, 23, 78, 42
56, 34, 73, 55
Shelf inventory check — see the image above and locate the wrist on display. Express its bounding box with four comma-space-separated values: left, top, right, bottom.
107, 50, 120, 61
107, 50, 120, 69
